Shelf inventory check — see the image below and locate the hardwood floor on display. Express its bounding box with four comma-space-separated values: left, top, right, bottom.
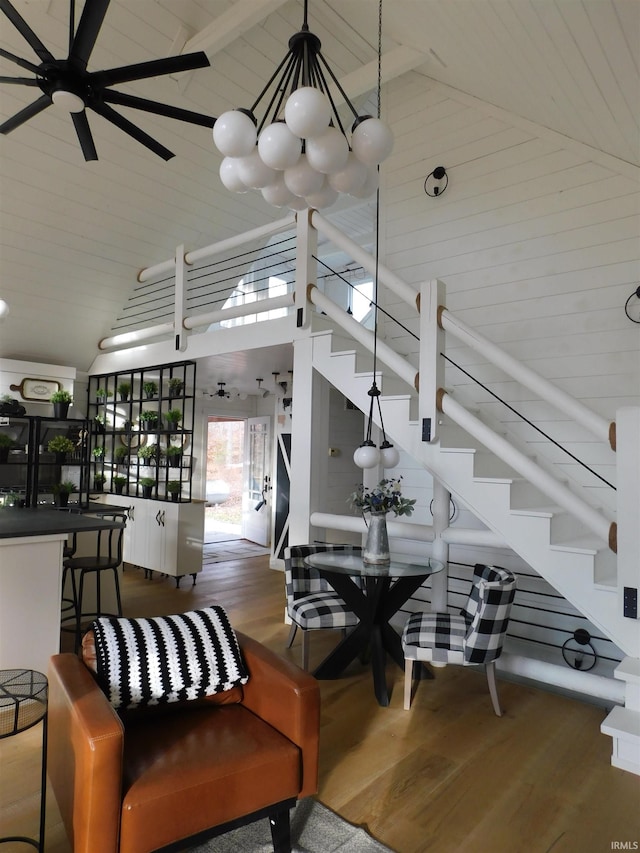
2, 554, 638, 852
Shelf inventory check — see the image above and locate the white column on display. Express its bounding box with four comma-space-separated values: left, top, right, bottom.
295, 211, 317, 331
430, 479, 450, 611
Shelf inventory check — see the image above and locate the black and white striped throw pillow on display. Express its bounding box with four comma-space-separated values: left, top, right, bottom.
92, 606, 249, 710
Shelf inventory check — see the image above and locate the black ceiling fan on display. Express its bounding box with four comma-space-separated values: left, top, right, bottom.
0, 0, 216, 161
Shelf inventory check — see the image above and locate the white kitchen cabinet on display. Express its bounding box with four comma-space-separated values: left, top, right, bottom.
95, 495, 204, 586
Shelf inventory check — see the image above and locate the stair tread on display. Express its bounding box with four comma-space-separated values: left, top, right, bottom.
601, 705, 640, 738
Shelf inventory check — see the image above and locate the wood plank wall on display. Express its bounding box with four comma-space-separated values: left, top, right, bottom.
380, 73, 639, 515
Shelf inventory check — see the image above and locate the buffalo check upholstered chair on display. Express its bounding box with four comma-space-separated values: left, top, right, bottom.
402, 563, 517, 715
284, 543, 362, 670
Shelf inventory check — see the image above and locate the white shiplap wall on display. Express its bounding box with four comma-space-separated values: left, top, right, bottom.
379, 72, 639, 514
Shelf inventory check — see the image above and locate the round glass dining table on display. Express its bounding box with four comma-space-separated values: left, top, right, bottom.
305, 552, 444, 707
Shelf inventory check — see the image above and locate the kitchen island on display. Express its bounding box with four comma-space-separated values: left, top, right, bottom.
0, 508, 125, 672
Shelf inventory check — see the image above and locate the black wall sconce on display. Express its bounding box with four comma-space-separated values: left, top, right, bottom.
562, 628, 597, 671
624, 285, 640, 323
424, 165, 448, 197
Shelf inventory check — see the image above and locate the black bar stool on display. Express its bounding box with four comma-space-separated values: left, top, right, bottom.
0, 669, 48, 851
62, 512, 127, 650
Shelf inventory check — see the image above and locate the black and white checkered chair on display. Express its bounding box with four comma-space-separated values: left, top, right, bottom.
285, 543, 362, 670
402, 564, 516, 715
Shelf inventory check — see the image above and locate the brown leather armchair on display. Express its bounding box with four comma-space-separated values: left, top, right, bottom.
47, 630, 320, 853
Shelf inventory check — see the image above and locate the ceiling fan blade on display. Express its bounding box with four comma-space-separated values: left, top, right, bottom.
0, 47, 43, 75
71, 110, 98, 161
0, 93, 50, 134
0, 76, 40, 85
91, 52, 210, 88
69, 0, 110, 70
90, 101, 174, 161
102, 90, 215, 128
0, 0, 55, 63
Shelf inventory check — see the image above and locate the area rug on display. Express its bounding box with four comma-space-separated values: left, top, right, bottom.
202, 539, 271, 563
190, 798, 394, 852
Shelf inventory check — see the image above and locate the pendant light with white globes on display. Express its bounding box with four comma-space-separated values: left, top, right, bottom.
353, 0, 399, 473
212, 0, 393, 211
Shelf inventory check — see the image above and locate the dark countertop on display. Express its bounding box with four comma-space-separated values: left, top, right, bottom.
0, 508, 125, 540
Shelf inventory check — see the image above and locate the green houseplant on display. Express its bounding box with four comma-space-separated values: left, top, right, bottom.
165, 444, 183, 467
52, 479, 76, 507
48, 434, 75, 463
50, 389, 72, 418
95, 387, 112, 402
113, 474, 127, 495
138, 444, 159, 463
139, 476, 155, 498
114, 445, 129, 464
93, 472, 106, 491
117, 381, 131, 401
92, 446, 105, 460
0, 433, 16, 463
139, 410, 159, 431
143, 380, 158, 399
164, 408, 182, 427
167, 480, 182, 502
167, 377, 184, 398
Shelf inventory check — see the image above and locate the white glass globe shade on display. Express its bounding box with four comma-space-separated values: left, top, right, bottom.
380, 443, 400, 469
353, 443, 380, 469
328, 153, 368, 194
305, 127, 349, 174
236, 149, 277, 189
284, 86, 331, 139
219, 157, 248, 193
258, 122, 301, 170
261, 175, 295, 207
51, 89, 85, 113
305, 181, 338, 210
349, 166, 379, 199
0, 298, 9, 319
213, 110, 256, 158
351, 117, 394, 166
284, 155, 324, 197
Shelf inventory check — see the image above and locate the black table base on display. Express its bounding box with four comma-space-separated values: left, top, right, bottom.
312, 572, 433, 706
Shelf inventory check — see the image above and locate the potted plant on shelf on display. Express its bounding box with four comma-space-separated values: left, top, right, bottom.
139, 410, 159, 431
348, 478, 416, 565
114, 445, 129, 466
164, 408, 182, 429
167, 377, 184, 398
143, 380, 158, 400
117, 381, 131, 402
93, 472, 106, 492
165, 444, 183, 468
139, 476, 155, 499
0, 433, 16, 464
95, 387, 112, 403
48, 434, 75, 464
93, 414, 106, 434
50, 389, 72, 419
113, 474, 127, 495
52, 479, 76, 508
137, 444, 159, 464
92, 446, 105, 460
167, 480, 182, 502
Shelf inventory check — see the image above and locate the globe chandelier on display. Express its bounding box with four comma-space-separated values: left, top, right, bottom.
212, 0, 394, 211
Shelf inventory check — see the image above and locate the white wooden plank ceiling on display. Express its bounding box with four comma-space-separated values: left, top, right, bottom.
0, 0, 637, 385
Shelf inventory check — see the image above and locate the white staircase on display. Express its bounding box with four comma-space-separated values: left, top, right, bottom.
311, 328, 639, 659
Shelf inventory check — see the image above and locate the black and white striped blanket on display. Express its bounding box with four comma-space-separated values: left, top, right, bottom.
92, 606, 249, 711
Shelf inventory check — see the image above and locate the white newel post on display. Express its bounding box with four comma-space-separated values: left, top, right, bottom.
601, 406, 640, 776
431, 479, 450, 611
419, 279, 445, 444
174, 244, 187, 352
295, 211, 317, 331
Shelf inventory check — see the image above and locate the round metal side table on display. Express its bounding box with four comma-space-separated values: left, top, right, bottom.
0, 670, 48, 851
